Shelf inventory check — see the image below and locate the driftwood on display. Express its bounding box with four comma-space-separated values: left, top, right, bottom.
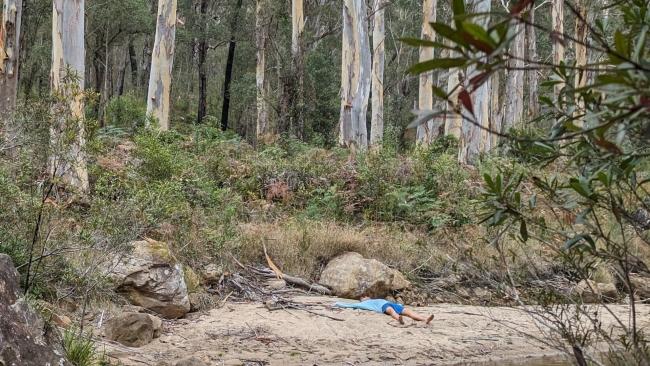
230, 253, 332, 295
252, 265, 332, 295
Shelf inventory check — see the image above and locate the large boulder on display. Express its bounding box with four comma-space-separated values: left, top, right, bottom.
630, 274, 650, 300
319, 252, 411, 299
574, 280, 619, 303
0, 254, 71, 366
104, 312, 162, 347
109, 239, 190, 318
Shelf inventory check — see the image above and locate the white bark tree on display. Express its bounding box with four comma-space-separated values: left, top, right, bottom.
552, 0, 565, 97
0, 0, 22, 122
255, 0, 269, 140
339, 0, 370, 149
502, 22, 525, 132
50, 0, 89, 192
574, 0, 587, 124
458, 0, 490, 165
146, 0, 177, 131
370, 0, 385, 146
526, 5, 539, 118
290, 0, 304, 137
416, 0, 436, 144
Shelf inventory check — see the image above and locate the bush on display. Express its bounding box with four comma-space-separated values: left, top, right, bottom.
104, 92, 147, 131
63, 329, 99, 366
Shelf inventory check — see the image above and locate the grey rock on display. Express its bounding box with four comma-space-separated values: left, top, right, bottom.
0, 254, 71, 366
108, 239, 190, 318
319, 252, 411, 299
104, 312, 162, 347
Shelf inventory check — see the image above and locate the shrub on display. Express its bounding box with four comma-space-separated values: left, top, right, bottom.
104, 93, 147, 131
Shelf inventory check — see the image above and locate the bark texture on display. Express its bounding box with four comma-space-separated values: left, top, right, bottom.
444, 66, 461, 139
502, 22, 525, 132
489, 71, 500, 149
289, 0, 304, 137
370, 0, 385, 146
219, 0, 243, 131
339, 0, 370, 149
146, 0, 177, 131
255, 0, 269, 140
574, 0, 587, 123
197, 0, 208, 124
526, 5, 539, 118
50, 0, 89, 193
552, 0, 565, 97
458, 0, 490, 165
416, 0, 436, 144
0, 0, 22, 123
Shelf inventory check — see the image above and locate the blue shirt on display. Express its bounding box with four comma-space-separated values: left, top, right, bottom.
334, 299, 390, 313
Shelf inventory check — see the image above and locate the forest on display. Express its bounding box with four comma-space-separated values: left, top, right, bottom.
1, 0, 649, 365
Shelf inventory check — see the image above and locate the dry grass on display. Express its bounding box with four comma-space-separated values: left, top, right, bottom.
232, 219, 426, 280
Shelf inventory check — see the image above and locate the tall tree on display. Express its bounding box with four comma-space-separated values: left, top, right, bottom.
458, 0, 490, 165
444, 47, 462, 139
526, 4, 539, 118
551, 0, 564, 97
416, 0, 436, 144
574, 0, 587, 123
339, 0, 371, 149
0, 0, 22, 124
50, 0, 89, 192
196, 0, 209, 124
502, 22, 524, 132
370, 0, 385, 146
255, 0, 269, 140
290, 0, 305, 138
219, 0, 243, 131
146, 0, 178, 131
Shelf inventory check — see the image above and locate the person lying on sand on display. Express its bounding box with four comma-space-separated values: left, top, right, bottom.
334, 297, 434, 325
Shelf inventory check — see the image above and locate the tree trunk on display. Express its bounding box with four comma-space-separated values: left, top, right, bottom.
339, 0, 370, 149
526, 4, 539, 118
502, 22, 525, 132
290, 0, 304, 138
574, 0, 587, 124
117, 50, 127, 96
458, 0, 490, 165
416, 0, 436, 144
255, 0, 269, 141
0, 0, 22, 110
128, 38, 138, 88
220, 0, 243, 131
444, 68, 461, 138
369, 0, 385, 146
146, 0, 177, 131
196, 0, 208, 124
0, 0, 23, 148
552, 0, 564, 97
50, 0, 89, 193
489, 70, 500, 149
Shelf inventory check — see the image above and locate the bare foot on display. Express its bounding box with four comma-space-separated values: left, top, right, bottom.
399, 315, 405, 325
425, 315, 434, 325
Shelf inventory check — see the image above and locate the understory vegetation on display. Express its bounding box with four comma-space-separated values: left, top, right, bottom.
0, 100, 589, 306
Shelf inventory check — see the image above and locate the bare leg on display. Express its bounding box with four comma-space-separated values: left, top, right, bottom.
402, 308, 434, 324
385, 307, 404, 324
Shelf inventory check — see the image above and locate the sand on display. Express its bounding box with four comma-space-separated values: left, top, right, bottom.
99, 296, 650, 366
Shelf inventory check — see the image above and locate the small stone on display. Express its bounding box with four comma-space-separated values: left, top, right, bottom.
265, 279, 286, 290
202, 264, 223, 285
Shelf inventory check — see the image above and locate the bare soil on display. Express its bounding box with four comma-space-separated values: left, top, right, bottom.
100, 296, 650, 366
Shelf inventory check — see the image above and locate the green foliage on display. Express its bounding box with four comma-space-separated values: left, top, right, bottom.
104, 93, 147, 131
134, 133, 184, 180
63, 329, 98, 366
